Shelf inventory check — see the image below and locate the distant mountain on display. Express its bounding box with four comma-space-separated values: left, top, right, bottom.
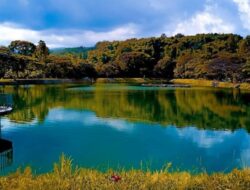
50, 46, 95, 59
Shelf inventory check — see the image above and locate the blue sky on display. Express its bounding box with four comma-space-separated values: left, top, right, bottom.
0, 0, 249, 47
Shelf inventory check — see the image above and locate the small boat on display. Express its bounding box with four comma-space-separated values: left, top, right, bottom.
0, 106, 13, 115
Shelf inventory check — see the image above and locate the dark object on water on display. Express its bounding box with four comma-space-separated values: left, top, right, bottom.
141, 83, 191, 88
0, 139, 13, 170
111, 174, 122, 182
0, 106, 13, 115
0, 139, 12, 153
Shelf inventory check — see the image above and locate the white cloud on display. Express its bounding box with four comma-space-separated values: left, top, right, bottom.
170, 4, 235, 35
0, 22, 140, 48
233, 0, 250, 30
177, 127, 232, 148
47, 109, 134, 133
103, 119, 134, 132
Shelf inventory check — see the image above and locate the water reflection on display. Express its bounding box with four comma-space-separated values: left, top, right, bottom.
0, 139, 13, 171
0, 84, 249, 132
0, 108, 249, 173
0, 84, 249, 173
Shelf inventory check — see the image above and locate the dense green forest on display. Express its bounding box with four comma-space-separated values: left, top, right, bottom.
0, 33, 250, 82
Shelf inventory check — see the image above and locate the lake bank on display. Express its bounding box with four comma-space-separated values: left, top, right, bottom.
0, 79, 90, 85
1, 78, 250, 90
0, 78, 168, 85
1, 157, 250, 190
171, 79, 250, 90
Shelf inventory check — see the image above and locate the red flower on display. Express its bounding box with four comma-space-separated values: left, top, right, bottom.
111, 174, 121, 182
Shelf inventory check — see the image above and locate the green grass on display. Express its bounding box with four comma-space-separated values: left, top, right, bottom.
1, 155, 250, 190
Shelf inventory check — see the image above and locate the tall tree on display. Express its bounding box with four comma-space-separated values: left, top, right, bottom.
9, 40, 36, 56
243, 58, 250, 78
35, 40, 49, 63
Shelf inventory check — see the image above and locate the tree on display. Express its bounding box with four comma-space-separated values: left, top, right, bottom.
238, 37, 250, 56
175, 33, 184, 38
174, 52, 193, 78
9, 40, 36, 56
117, 52, 154, 77
96, 63, 120, 77
154, 56, 174, 78
205, 53, 243, 82
35, 40, 49, 62
243, 58, 250, 78
9, 55, 32, 79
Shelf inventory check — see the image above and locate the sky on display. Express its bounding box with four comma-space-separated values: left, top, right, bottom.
0, 0, 249, 48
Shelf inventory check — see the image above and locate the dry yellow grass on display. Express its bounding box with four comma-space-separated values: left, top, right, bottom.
95, 78, 167, 83
0, 79, 14, 83
1, 156, 250, 190
171, 79, 250, 90
240, 83, 250, 90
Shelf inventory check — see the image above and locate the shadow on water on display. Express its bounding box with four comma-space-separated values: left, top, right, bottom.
0, 139, 13, 171
0, 93, 13, 171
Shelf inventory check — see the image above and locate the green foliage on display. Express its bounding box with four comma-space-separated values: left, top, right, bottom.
50, 46, 95, 59
1, 33, 250, 81
9, 40, 36, 56
117, 52, 154, 77
154, 56, 174, 78
85, 33, 249, 81
45, 55, 96, 78
243, 58, 250, 78
35, 40, 49, 63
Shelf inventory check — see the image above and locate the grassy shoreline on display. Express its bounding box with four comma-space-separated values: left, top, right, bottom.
0, 78, 167, 85
0, 78, 250, 91
1, 157, 250, 190
171, 79, 250, 90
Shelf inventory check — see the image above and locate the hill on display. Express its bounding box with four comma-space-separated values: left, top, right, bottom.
50, 46, 95, 59
0, 33, 250, 82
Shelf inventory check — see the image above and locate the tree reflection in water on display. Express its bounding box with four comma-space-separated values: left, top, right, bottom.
1, 84, 250, 132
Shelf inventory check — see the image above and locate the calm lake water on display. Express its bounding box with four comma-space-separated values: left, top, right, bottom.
0, 84, 250, 175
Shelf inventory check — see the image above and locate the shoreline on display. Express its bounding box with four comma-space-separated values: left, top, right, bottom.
1, 157, 250, 189
0, 79, 90, 85
171, 79, 250, 90
0, 78, 250, 90
0, 78, 168, 85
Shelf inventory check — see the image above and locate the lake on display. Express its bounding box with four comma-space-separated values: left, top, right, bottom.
0, 84, 250, 175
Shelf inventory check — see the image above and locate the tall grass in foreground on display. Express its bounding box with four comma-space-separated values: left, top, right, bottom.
1, 155, 250, 190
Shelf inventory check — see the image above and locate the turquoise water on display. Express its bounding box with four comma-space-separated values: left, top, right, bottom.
0, 84, 250, 174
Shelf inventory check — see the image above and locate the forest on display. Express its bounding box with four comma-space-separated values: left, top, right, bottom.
0, 33, 250, 82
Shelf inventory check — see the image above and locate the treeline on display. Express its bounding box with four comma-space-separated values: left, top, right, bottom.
88, 33, 250, 82
1, 33, 250, 81
0, 41, 96, 79
50, 47, 94, 59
